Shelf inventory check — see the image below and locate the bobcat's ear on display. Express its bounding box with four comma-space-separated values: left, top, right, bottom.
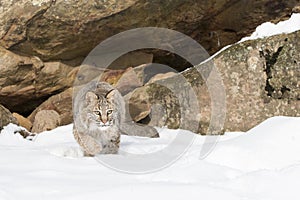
85, 91, 98, 104
105, 89, 115, 100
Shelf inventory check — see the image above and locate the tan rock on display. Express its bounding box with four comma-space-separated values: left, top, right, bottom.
99, 69, 126, 85
73, 65, 126, 87
0, 47, 75, 114
115, 67, 143, 95
31, 110, 61, 133
292, 5, 300, 13
28, 88, 73, 126
132, 64, 149, 84
0, 104, 18, 129
76, 66, 145, 96
108, 51, 153, 70
146, 72, 177, 85
12, 113, 32, 131
124, 88, 151, 122
133, 63, 177, 85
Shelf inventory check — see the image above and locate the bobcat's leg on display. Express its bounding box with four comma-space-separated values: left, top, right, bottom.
73, 128, 103, 156
120, 122, 159, 138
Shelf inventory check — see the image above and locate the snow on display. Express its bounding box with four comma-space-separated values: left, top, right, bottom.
1, 116, 300, 199
241, 13, 300, 42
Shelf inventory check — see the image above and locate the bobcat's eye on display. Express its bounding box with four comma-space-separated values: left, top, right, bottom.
107, 110, 113, 115
94, 111, 101, 115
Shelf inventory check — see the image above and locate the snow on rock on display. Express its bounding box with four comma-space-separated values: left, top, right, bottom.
0, 123, 31, 146
241, 13, 300, 42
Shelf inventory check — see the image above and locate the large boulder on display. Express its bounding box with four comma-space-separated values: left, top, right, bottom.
0, 0, 298, 66
31, 110, 60, 133
0, 104, 17, 130
0, 47, 76, 114
127, 30, 300, 134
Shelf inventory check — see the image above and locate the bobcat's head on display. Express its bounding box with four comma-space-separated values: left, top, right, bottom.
85, 90, 115, 129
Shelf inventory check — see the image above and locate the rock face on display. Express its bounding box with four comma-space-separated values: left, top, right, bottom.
0, 0, 298, 66
0, 0, 137, 61
0, 47, 76, 114
0, 104, 18, 129
128, 31, 300, 134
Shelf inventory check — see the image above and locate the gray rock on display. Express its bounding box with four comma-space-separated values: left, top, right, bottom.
121, 122, 159, 138
127, 31, 300, 134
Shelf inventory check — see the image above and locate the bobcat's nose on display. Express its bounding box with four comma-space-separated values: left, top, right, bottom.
101, 118, 108, 124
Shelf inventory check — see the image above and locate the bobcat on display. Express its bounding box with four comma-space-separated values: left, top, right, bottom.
73, 81, 123, 155
73, 81, 159, 156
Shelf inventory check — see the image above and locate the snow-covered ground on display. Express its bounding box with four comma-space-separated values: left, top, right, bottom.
0, 116, 300, 200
